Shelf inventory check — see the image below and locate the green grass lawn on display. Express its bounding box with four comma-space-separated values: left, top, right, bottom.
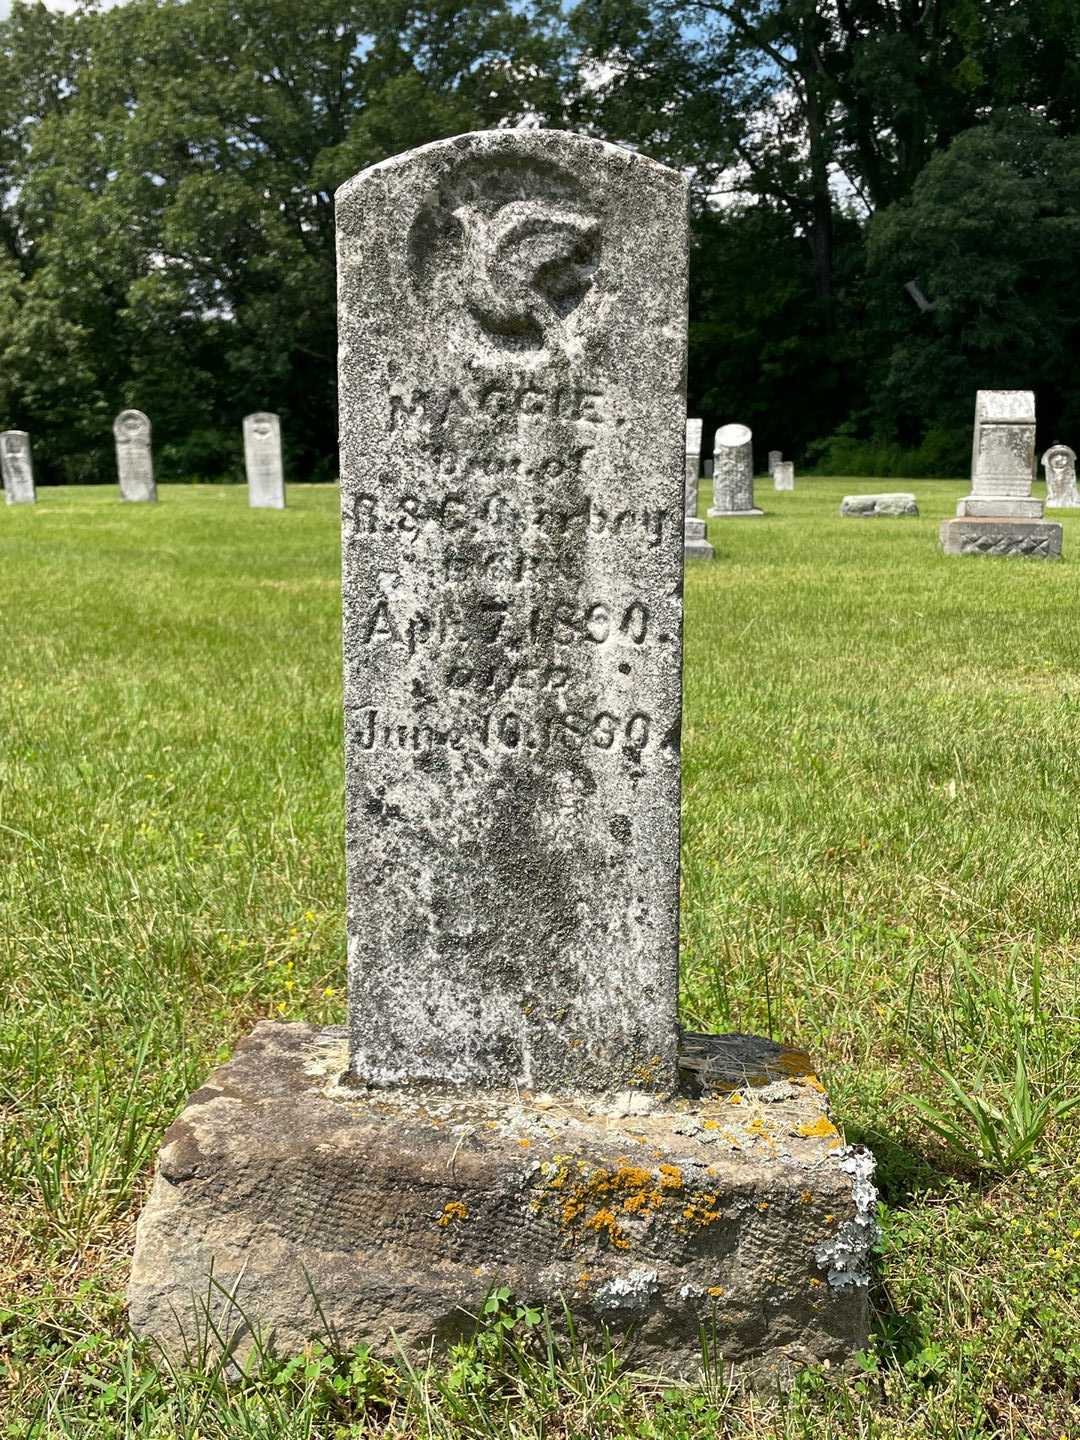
2, 479, 1079, 1437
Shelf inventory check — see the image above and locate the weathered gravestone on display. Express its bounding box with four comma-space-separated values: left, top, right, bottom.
768, 450, 782, 478
244, 413, 286, 509
1042, 444, 1079, 508
841, 492, 918, 518
114, 410, 156, 503
709, 423, 762, 517
128, 129, 874, 1384
684, 417, 713, 560
941, 392, 1061, 557
1, 431, 35, 505
774, 461, 794, 491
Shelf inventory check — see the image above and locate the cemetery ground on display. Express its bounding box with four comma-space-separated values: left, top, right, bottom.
1, 480, 1079, 1439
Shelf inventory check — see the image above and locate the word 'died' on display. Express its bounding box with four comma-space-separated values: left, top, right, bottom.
357, 594, 653, 657
348, 490, 670, 550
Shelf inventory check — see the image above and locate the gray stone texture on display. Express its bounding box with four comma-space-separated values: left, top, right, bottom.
957, 390, 1040, 518
709, 424, 762, 517
128, 1021, 874, 1383
114, 410, 156, 503
1042, 444, 1079, 508
244, 413, 286, 509
773, 462, 794, 491
1, 431, 35, 505
840, 492, 918, 517
336, 130, 686, 1095
940, 517, 1062, 558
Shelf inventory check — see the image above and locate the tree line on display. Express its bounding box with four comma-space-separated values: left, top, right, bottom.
1, 0, 1078, 483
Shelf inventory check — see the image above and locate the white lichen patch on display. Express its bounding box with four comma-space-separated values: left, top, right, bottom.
592, 1268, 659, 1312
813, 1146, 878, 1289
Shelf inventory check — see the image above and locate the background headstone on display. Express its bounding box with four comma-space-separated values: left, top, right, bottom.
1, 431, 35, 505
337, 128, 686, 1094
956, 391, 1040, 518
841, 492, 918, 517
683, 417, 712, 559
774, 461, 795, 491
684, 418, 702, 518
708, 422, 762, 516
1042, 444, 1079, 507
768, 449, 782, 477
244, 412, 286, 509
114, 410, 156, 502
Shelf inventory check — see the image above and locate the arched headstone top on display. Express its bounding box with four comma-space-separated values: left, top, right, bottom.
336, 129, 686, 367
114, 409, 151, 443
244, 412, 280, 439
1041, 443, 1076, 465
715, 423, 752, 448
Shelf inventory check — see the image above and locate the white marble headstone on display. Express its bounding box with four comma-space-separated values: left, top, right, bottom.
1041, 444, 1079, 508
114, 410, 156, 503
957, 391, 1040, 519
1, 431, 35, 505
773, 461, 794, 491
709, 423, 761, 517
244, 413, 286, 509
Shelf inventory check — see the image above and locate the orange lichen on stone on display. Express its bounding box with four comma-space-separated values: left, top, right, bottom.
707, 1285, 725, 1297
795, 1073, 827, 1094
532, 1155, 730, 1249
796, 1115, 841, 1141
584, 1207, 628, 1248
744, 1114, 777, 1152
757, 1201, 770, 1212
517, 1138, 531, 1149
437, 1201, 469, 1227
727, 1092, 744, 1105
800, 1190, 814, 1205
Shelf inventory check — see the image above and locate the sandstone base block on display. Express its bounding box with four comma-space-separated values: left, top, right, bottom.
129, 1023, 874, 1384
683, 518, 714, 561
940, 517, 1062, 558
840, 492, 918, 517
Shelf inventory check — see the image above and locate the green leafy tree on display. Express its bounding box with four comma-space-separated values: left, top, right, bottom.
0, 0, 569, 482
867, 112, 1080, 456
